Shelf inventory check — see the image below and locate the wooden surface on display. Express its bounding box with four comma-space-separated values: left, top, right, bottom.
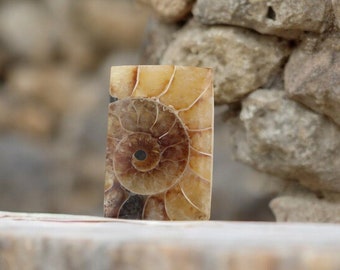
1, 211, 340, 270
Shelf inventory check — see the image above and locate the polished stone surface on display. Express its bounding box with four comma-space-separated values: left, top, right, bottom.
105, 65, 214, 220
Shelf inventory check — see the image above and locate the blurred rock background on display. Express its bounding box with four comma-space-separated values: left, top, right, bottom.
0, 0, 149, 215
3, 0, 338, 222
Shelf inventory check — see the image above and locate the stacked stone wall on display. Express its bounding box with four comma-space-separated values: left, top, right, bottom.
141, 0, 340, 222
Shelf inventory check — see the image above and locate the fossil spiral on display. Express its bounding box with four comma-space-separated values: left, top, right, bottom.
104, 65, 214, 220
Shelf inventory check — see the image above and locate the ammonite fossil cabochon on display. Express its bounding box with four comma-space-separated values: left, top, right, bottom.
104, 65, 214, 220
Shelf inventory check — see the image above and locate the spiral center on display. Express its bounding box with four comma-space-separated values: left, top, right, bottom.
112, 98, 190, 195
134, 149, 147, 161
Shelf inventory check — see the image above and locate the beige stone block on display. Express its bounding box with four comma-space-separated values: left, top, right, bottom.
1, 212, 340, 270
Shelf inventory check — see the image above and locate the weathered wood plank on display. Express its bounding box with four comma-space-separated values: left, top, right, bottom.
1, 211, 340, 269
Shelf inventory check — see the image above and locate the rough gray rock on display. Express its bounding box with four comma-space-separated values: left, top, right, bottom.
139, 0, 194, 22
0, 2, 53, 62
141, 19, 180, 65
270, 182, 340, 223
5, 65, 78, 138
0, 135, 73, 212
193, 0, 332, 39
71, 0, 149, 50
161, 21, 290, 104
285, 35, 340, 126
212, 107, 283, 221
333, 0, 340, 29
231, 89, 340, 192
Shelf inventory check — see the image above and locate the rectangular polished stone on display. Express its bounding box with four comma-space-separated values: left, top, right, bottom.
104, 65, 214, 220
